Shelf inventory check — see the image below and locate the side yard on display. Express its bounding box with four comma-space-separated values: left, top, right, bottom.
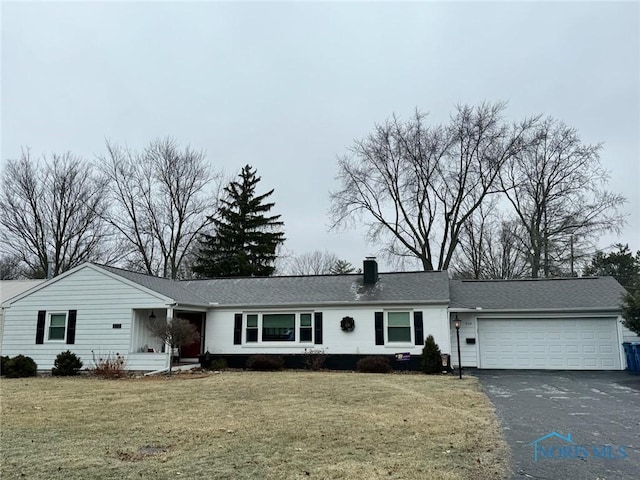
0, 372, 510, 480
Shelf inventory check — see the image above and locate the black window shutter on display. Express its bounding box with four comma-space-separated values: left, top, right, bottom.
375, 311, 384, 345
233, 313, 242, 345
413, 311, 424, 345
66, 310, 77, 344
314, 312, 323, 345
36, 310, 46, 344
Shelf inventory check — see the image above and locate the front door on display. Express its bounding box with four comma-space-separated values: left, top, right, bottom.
176, 311, 204, 358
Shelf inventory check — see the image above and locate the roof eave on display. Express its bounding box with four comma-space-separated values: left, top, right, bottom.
448, 306, 622, 314
173, 302, 211, 309
208, 299, 450, 309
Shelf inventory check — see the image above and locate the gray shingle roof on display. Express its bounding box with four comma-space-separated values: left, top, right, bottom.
99, 265, 211, 306
449, 276, 626, 311
183, 271, 450, 307
97, 263, 625, 312
98, 264, 450, 307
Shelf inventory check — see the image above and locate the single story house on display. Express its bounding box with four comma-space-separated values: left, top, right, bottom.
1, 259, 637, 372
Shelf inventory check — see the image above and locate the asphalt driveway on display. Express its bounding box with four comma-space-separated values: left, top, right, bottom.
474, 370, 640, 480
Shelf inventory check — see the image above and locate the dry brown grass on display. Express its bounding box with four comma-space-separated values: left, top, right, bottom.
0, 371, 510, 480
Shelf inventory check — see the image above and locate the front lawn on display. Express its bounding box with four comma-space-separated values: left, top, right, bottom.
0, 371, 509, 479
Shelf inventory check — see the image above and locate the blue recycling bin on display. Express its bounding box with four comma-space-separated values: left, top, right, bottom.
632, 343, 640, 373
623, 342, 639, 373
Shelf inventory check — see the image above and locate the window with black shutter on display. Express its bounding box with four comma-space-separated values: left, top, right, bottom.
35, 310, 46, 344
66, 310, 77, 345
413, 311, 424, 345
233, 313, 242, 345
314, 312, 323, 345
375, 312, 384, 345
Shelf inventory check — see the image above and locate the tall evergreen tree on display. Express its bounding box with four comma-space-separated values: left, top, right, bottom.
193, 165, 285, 277
583, 244, 639, 291
329, 259, 357, 274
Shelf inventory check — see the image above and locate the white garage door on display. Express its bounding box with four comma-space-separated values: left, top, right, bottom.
478, 318, 621, 370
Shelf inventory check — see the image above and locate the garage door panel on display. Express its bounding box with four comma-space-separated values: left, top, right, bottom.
566, 358, 581, 368
583, 358, 598, 368
478, 318, 620, 370
601, 358, 615, 368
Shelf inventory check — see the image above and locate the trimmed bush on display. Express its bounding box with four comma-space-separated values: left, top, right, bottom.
304, 348, 328, 371
421, 335, 443, 374
1, 356, 9, 376
211, 358, 228, 370
246, 354, 285, 371
356, 356, 392, 373
2, 354, 38, 378
52, 350, 83, 376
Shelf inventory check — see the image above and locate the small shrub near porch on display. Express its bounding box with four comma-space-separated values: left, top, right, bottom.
52, 350, 83, 376
246, 354, 285, 371
90, 351, 127, 379
1, 355, 38, 378
356, 356, 393, 373
421, 335, 443, 374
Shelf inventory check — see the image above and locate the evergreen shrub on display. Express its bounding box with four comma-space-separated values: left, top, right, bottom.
246, 354, 285, 371
421, 335, 443, 374
52, 350, 83, 376
356, 356, 393, 373
2, 354, 38, 378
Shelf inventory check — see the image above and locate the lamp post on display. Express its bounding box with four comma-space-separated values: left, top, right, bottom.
455, 314, 462, 379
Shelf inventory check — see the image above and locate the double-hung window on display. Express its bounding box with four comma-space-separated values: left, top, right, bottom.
48, 312, 68, 341
387, 311, 411, 343
300, 313, 312, 342
246, 314, 258, 342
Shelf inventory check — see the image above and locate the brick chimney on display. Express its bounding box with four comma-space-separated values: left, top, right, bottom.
363, 257, 378, 285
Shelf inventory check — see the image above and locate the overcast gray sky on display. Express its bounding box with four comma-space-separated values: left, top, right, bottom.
2, 1, 639, 272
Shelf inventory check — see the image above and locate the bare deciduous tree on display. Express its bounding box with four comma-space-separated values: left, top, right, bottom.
499, 118, 626, 277
453, 201, 528, 279
98, 137, 219, 279
330, 102, 537, 271
288, 250, 339, 275
0, 150, 113, 277
0, 254, 24, 280
147, 317, 200, 374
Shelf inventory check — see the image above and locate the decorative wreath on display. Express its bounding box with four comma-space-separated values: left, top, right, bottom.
340, 316, 355, 332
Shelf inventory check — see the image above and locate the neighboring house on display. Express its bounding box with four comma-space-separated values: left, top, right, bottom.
1, 259, 637, 372
0, 279, 45, 354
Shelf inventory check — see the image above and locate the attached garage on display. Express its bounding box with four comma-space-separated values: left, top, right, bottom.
449, 276, 635, 371
477, 317, 621, 370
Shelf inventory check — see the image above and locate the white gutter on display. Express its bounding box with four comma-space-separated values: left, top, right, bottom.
448, 307, 622, 313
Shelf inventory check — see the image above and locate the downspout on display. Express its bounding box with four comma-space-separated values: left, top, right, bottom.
144, 367, 170, 376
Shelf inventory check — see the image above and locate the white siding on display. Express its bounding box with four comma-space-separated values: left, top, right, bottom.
621, 318, 640, 343
0, 265, 170, 371
205, 304, 450, 356
449, 313, 478, 367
